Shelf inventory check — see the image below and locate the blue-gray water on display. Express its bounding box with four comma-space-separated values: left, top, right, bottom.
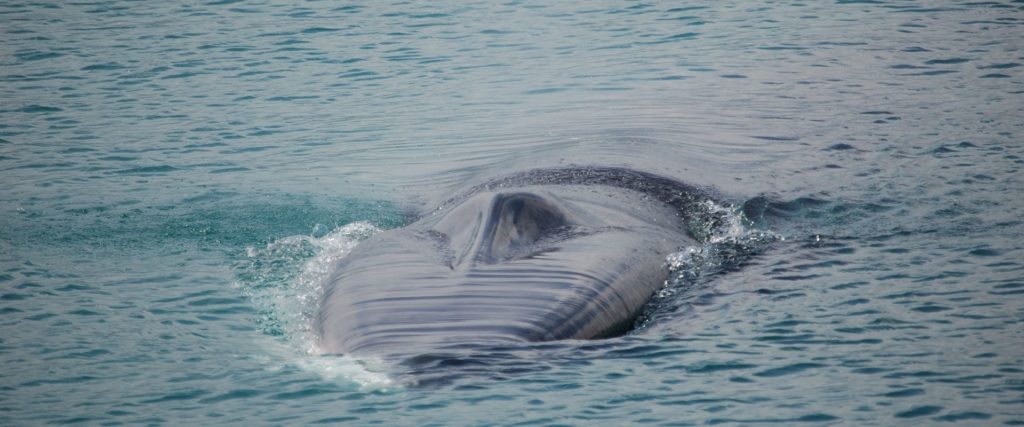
2, 0, 1023, 425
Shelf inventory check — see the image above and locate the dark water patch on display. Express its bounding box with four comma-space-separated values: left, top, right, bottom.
665, 6, 708, 12
0, 307, 24, 315
758, 45, 808, 51
18, 375, 100, 387
925, 58, 971, 65
934, 411, 992, 422
879, 247, 909, 253
14, 50, 63, 61
223, 145, 274, 154
312, 416, 359, 424
52, 349, 112, 360
687, 362, 758, 373
663, 32, 699, 41
796, 414, 840, 422
980, 73, 1011, 78
826, 143, 856, 151
162, 71, 208, 80
114, 165, 178, 174
655, 396, 766, 407
894, 405, 944, 418
968, 247, 1000, 257
835, 298, 870, 306
753, 363, 827, 377
339, 70, 379, 79
12, 161, 77, 170
707, 413, 840, 424
908, 70, 959, 76
16, 105, 62, 113
752, 135, 798, 142
301, 27, 340, 34
266, 95, 320, 101
524, 87, 567, 95
67, 309, 102, 316
80, 63, 125, 71
24, 312, 54, 321
407, 402, 450, 411
979, 62, 1021, 69
97, 156, 138, 162
992, 282, 1024, 292
883, 370, 949, 379
890, 7, 965, 13
881, 388, 925, 398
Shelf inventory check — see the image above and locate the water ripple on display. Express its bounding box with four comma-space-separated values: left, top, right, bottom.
1, 0, 1022, 425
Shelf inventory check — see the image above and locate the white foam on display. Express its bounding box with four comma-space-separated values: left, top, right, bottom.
635, 200, 782, 329
294, 354, 399, 390
239, 222, 400, 388
676, 200, 781, 276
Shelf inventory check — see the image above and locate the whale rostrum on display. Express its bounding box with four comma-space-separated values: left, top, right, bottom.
316, 167, 706, 358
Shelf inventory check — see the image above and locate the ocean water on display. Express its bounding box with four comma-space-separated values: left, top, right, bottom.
2, 0, 1023, 425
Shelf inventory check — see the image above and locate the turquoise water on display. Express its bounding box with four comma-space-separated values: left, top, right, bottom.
2, 0, 1023, 424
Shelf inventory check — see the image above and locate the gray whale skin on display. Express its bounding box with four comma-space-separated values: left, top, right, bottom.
316, 167, 704, 358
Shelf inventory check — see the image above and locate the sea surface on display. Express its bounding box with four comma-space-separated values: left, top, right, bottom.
2, 0, 1023, 425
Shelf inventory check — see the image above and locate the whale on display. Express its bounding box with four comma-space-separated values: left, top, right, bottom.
316, 166, 710, 359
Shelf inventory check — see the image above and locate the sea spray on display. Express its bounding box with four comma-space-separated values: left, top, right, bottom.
236, 222, 397, 387
633, 200, 781, 331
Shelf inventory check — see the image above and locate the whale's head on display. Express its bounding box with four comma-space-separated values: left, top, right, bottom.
317, 183, 695, 358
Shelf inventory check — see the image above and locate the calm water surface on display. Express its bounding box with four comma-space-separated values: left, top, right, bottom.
2, 0, 1023, 425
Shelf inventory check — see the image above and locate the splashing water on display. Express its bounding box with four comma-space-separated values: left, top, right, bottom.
634, 200, 782, 331
235, 222, 398, 387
